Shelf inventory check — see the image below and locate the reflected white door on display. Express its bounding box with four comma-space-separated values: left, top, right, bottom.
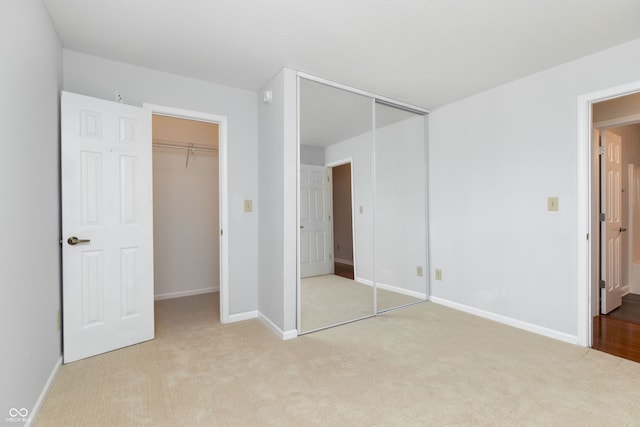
601, 130, 623, 314
300, 164, 332, 278
62, 92, 154, 363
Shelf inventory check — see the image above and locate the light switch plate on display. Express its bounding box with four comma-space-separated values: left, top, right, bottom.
244, 200, 252, 212
435, 269, 442, 281
548, 197, 559, 211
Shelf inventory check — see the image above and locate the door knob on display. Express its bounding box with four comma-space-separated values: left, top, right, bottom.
67, 236, 91, 245
620, 227, 628, 232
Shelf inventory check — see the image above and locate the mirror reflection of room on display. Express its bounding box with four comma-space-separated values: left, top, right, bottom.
299, 78, 375, 332
298, 77, 429, 333
375, 102, 428, 312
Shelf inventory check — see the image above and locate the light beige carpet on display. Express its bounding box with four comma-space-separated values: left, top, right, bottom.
35, 293, 640, 426
301, 274, 422, 332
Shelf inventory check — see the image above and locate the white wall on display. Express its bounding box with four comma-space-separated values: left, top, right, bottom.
257, 68, 298, 334
375, 114, 427, 294
152, 119, 219, 299
258, 71, 285, 328
62, 50, 258, 315
0, 0, 62, 417
429, 37, 640, 340
300, 144, 325, 166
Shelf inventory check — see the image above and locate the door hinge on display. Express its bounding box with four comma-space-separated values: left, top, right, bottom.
586, 233, 589, 240
600, 280, 605, 289
329, 254, 332, 260
599, 145, 605, 155
220, 229, 223, 236
600, 213, 605, 222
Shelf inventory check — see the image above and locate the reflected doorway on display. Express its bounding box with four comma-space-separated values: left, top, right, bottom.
330, 162, 355, 280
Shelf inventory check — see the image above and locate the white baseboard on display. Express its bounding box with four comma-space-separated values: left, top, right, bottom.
228, 310, 258, 323
376, 282, 427, 300
429, 296, 579, 345
258, 312, 298, 340
621, 285, 631, 296
282, 329, 298, 340
356, 277, 373, 286
25, 356, 62, 427
154, 287, 218, 300
354, 277, 426, 300
334, 258, 353, 266
228, 311, 297, 340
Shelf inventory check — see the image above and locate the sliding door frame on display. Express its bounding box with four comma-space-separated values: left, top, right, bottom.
295, 71, 430, 334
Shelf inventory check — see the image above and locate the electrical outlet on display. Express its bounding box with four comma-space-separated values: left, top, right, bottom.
244, 200, 253, 212
547, 197, 559, 211
417, 266, 423, 277
435, 269, 442, 281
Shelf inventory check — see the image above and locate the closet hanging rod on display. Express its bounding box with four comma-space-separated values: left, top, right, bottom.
152, 139, 217, 153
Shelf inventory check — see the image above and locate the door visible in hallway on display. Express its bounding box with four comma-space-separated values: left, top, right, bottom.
601, 130, 623, 314
61, 92, 154, 363
300, 164, 332, 278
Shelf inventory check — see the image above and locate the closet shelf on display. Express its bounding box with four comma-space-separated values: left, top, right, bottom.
152, 139, 217, 167
152, 139, 217, 153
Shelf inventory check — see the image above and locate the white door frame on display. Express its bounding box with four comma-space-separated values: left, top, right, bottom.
143, 103, 230, 323
577, 80, 640, 347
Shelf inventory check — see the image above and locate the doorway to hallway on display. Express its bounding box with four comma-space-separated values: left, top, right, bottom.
590, 92, 640, 362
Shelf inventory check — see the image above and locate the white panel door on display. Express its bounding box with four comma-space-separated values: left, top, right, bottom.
62, 91, 154, 363
300, 164, 332, 278
601, 130, 623, 314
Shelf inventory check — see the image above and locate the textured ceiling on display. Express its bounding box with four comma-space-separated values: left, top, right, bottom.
43, 0, 640, 109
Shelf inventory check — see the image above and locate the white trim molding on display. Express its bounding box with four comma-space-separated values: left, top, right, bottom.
576, 79, 640, 347
25, 357, 62, 427
355, 277, 427, 300
430, 297, 579, 345
228, 310, 258, 323
376, 282, 427, 300
258, 312, 298, 340
154, 287, 218, 301
355, 278, 426, 300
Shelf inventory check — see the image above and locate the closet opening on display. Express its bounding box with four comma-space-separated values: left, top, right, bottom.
149, 109, 228, 329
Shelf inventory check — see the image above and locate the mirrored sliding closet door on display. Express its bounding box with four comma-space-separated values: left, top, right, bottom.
298, 78, 375, 333
298, 76, 428, 334
374, 102, 428, 312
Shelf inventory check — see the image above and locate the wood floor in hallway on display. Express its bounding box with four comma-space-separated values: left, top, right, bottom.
593, 293, 640, 363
